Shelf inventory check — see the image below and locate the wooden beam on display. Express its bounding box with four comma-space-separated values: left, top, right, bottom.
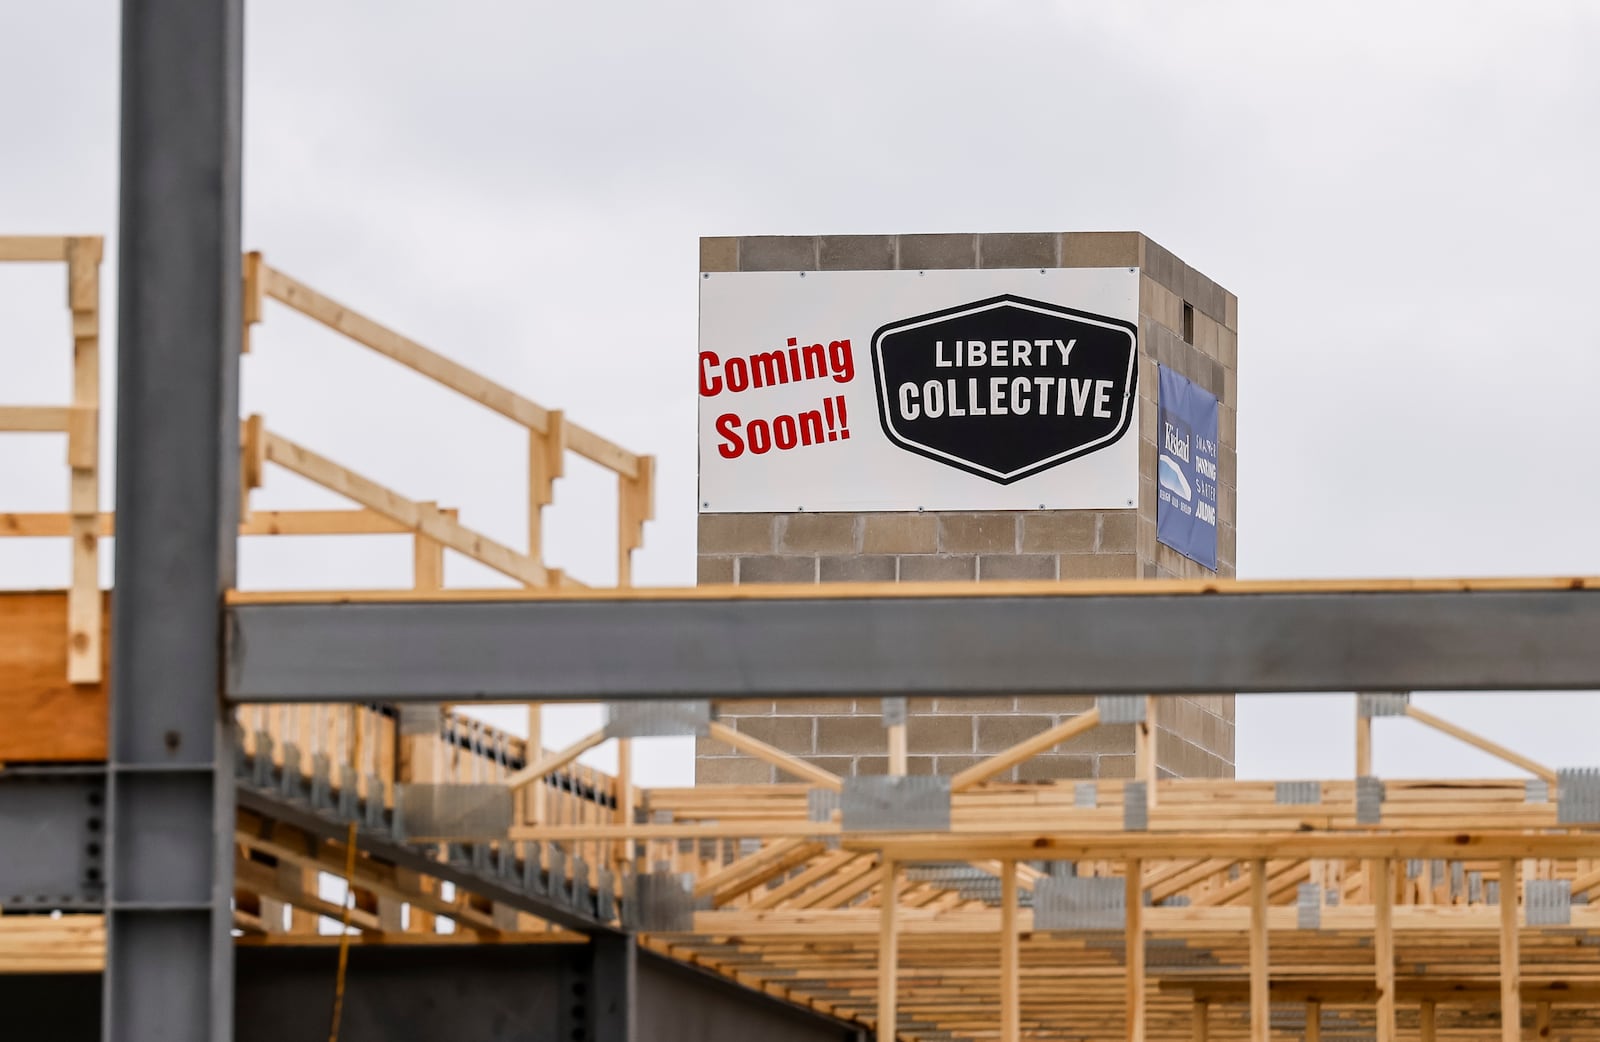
0, 913, 105, 973
879, 858, 898, 1042
1000, 859, 1019, 1042
0, 236, 71, 262
1172, 980, 1600, 1005
263, 428, 556, 587
1373, 857, 1395, 1042
950, 708, 1101, 792
0, 405, 72, 431
1405, 704, 1558, 784
1501, 858, 1520, 1042
707, 721, 843, 791
501, 729, 608, 791
1127, 858, 1145, 1042
863, 829, 1600, 862
1249, 858, 1268, 1042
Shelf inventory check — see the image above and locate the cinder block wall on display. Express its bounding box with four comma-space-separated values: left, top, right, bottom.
696, 232, 1237, 785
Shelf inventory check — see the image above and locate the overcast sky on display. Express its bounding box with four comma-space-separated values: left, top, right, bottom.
3, 1, 1598, 785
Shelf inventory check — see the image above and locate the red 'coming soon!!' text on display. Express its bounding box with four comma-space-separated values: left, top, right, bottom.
700, 336, 854, 459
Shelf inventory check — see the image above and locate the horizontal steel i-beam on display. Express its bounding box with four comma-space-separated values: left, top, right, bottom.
224, 580, 1600, 703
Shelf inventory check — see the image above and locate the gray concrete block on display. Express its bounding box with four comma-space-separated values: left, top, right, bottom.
1143, 236, 1179, 294
939, 513, 1018, 554
739, 235, 818, 271
897, 233, 976, 270
700, 236, 738, 272
1058, 553, 1138, 579
820, 235, 896, 271
979, 232, 1057, 269
1020, 512, 1096, 554
899, 554, 977, 581
698, 513, 777, 554
819, 554, 898, 582
978, 554, 1057, 581
697, 556, 734, 584
737, 554, 816, 584
1098, 513, 1136, 553
862, 513, 938, 554
1059, 231, 1142, 269
780, 513, 858, 554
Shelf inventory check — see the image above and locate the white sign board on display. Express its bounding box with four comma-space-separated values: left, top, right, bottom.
698, 268, 1139, 513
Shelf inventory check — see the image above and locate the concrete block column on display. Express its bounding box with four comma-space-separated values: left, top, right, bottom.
696, 232, 1237, 784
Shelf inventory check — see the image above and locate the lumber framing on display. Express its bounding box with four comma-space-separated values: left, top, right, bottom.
0, 236, 103, 684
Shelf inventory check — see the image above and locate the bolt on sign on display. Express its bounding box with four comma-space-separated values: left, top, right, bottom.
698, 268, 1139, 513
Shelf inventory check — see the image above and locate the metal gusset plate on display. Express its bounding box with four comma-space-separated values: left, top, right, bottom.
604, 700, 713, 739
841, 775, 951, 832
395, 783, 512, 840
1033, 876, 1125, 930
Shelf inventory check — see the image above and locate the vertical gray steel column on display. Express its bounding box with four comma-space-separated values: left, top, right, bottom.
106, 2, 244, 1041
590, 933, 638, 1042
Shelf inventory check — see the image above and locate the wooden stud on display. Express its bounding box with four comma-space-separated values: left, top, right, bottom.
1192, 1000, 1209, 1042
615, 737, 633, 867
1419, 1000, 1435, 1042
887, 722, 908, 777
526, 703, 544, 825
1356, 705, 1373, 778
616, 455, 655, 587
239, 413, 265, 525
1501, 858, 1520, 1042
1143, 696, 1159, 806
1374, 857, 1395, 1042
1249, 858, 1269, 1042
878, 858, 897, 1042
1306, 1001, 1321, 1042
1536, 1001, 1551, 1041
1000, 859, 1019, 1042
1127, 858, 1145, 1042
241, 250, 262, 354
528, 411, 564, 566
65, 236, 101, 685
413, 502, 445, 592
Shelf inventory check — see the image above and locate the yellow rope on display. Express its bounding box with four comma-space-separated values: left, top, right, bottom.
327, 818, 359, 1042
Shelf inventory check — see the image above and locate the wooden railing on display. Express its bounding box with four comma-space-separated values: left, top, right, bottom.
2, 242, 656, 685
0, 236, 103, 683
242, 253, 656, 586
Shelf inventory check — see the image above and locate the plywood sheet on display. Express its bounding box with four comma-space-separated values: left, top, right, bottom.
0, 590, 108, 761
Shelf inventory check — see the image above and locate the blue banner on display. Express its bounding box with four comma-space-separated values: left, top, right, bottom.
1156, 366, 1219, 570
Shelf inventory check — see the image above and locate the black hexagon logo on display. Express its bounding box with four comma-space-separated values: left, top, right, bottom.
869, 295, 1138, 484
